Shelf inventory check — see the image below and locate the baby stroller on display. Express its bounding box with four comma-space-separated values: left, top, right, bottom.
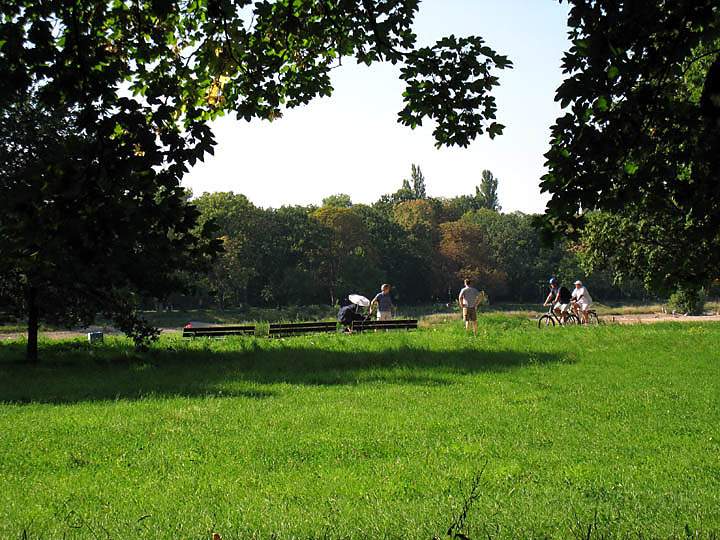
337, 294, 371, 332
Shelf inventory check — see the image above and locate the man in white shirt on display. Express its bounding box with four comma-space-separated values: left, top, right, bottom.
458, 278, 482, 336
571, 280, 593, 324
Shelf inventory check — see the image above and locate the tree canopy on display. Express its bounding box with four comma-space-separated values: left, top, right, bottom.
0, 0, 513, 361
178, 175, 642, 312
541, 0, 720, 292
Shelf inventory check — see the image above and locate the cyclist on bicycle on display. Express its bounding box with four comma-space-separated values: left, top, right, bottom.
543, 277, 572, 323
571, 280, 593, 324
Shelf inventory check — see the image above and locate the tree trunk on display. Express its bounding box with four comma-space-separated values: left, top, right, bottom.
26, 286, 39, 364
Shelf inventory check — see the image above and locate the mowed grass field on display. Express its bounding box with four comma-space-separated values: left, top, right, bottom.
0, 315, 718, 539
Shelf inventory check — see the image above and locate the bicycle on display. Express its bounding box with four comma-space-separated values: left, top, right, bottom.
584, 309, 601, 325
571, 301, 602, 325
538, 306, 580, 328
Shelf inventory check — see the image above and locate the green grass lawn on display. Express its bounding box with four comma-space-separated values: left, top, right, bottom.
0, 315, 718, 539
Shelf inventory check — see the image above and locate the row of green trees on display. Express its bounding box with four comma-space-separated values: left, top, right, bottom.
3, 0, 717, 362
178, 166, 641, 310
1, 0, 513, 361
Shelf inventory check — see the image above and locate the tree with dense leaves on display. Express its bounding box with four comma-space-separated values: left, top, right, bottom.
392, 199, 436, 235
312, 206, 372, 304
410, 164, 427, 199
437, 220, 507, 301
252, 205, 326, 305
541, 1, 720, 295
193, 192, 263, 306
391, 199, 442, 296
351, 204, 431, 303
1, 0, 512, 361
188, 189, 639, 307
578, 211, 683, 296
0, 92, 217, 362
477, 169, 501, 211
322, 194, 353, 208
206, 236, 258, 309
194, 192, 261, 238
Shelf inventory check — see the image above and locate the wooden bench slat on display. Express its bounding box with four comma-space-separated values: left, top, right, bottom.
353, 319, 417, 323
188, 330, 254, 334
182, 325, 255, 338
351, 319, 418, 332
269, 322, 337, 329
269, 326, 337, 332
268, 321, 338, 337
185, 326, 255, 331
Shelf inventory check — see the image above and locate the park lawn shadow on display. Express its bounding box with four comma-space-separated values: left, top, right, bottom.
0, 339, 571, 405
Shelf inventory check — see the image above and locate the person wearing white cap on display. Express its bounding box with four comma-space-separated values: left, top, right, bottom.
571, 280, 593, 324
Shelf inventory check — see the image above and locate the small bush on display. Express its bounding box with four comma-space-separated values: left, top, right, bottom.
667, 286, 705, 315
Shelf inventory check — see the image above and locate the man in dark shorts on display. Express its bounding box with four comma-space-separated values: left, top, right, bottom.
458, 278, 482, 335
543, 277, 572, 322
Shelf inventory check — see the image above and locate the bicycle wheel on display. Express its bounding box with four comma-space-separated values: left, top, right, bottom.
587, 311, 601, 325
563, 314, 581, 325
538, 315, 555, 329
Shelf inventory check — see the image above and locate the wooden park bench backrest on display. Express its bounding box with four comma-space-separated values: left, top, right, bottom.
268, 321, 338, 337
351, 319, 418, 332
183, 325, 255, 338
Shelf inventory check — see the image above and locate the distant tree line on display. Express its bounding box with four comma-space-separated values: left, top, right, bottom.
165, 166, 647, 310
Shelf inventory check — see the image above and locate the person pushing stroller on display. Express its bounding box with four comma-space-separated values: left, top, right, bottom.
338, 294, 371, 332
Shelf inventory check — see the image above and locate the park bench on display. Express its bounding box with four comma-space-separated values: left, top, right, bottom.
351, 319, 418, 332
182, 324, 256, 338
268, 321, 338, 337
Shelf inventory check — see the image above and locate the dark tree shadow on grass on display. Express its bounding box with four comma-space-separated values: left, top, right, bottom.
0, 339, 571, 404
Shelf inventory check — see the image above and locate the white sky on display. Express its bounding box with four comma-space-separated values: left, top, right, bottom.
183, 0, 571, 213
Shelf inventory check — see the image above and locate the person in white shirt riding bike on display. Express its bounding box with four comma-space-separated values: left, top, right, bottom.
571, 280, 593, 324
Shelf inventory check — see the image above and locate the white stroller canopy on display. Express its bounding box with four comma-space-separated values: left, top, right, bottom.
348, 294, 370, 307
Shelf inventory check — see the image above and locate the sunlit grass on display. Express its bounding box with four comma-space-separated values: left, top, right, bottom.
0, 317, 718, 539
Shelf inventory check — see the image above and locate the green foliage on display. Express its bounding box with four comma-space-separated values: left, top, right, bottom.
578, 211, 706, 300
0, 0, 511, 146
0, 319, 718, 537
180, 185, 637, 309
194, 192, 260, 237
477, 169, 501, 211
0, 0, 514, 361
668, 286, 706, 315
0, 95, 218, 360
312, 206, 373, 304
410, 164, 427, 199
541, 2, 720, 291
321, 193, 353, 208
192, 192, 263, 307
399, 35, 512, 146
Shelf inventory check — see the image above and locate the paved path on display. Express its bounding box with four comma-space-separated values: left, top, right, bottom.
606, 313, 720, 325
0, 327, 180, 341
2, 313, 720, 341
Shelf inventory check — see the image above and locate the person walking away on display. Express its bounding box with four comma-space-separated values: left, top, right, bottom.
458, 278, 481, 335
371, 284, 394, 321
571, 280, 593, 324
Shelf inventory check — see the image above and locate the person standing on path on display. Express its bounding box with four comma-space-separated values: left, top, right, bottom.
458, 278, 482, 335
371, 284, 394, 321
